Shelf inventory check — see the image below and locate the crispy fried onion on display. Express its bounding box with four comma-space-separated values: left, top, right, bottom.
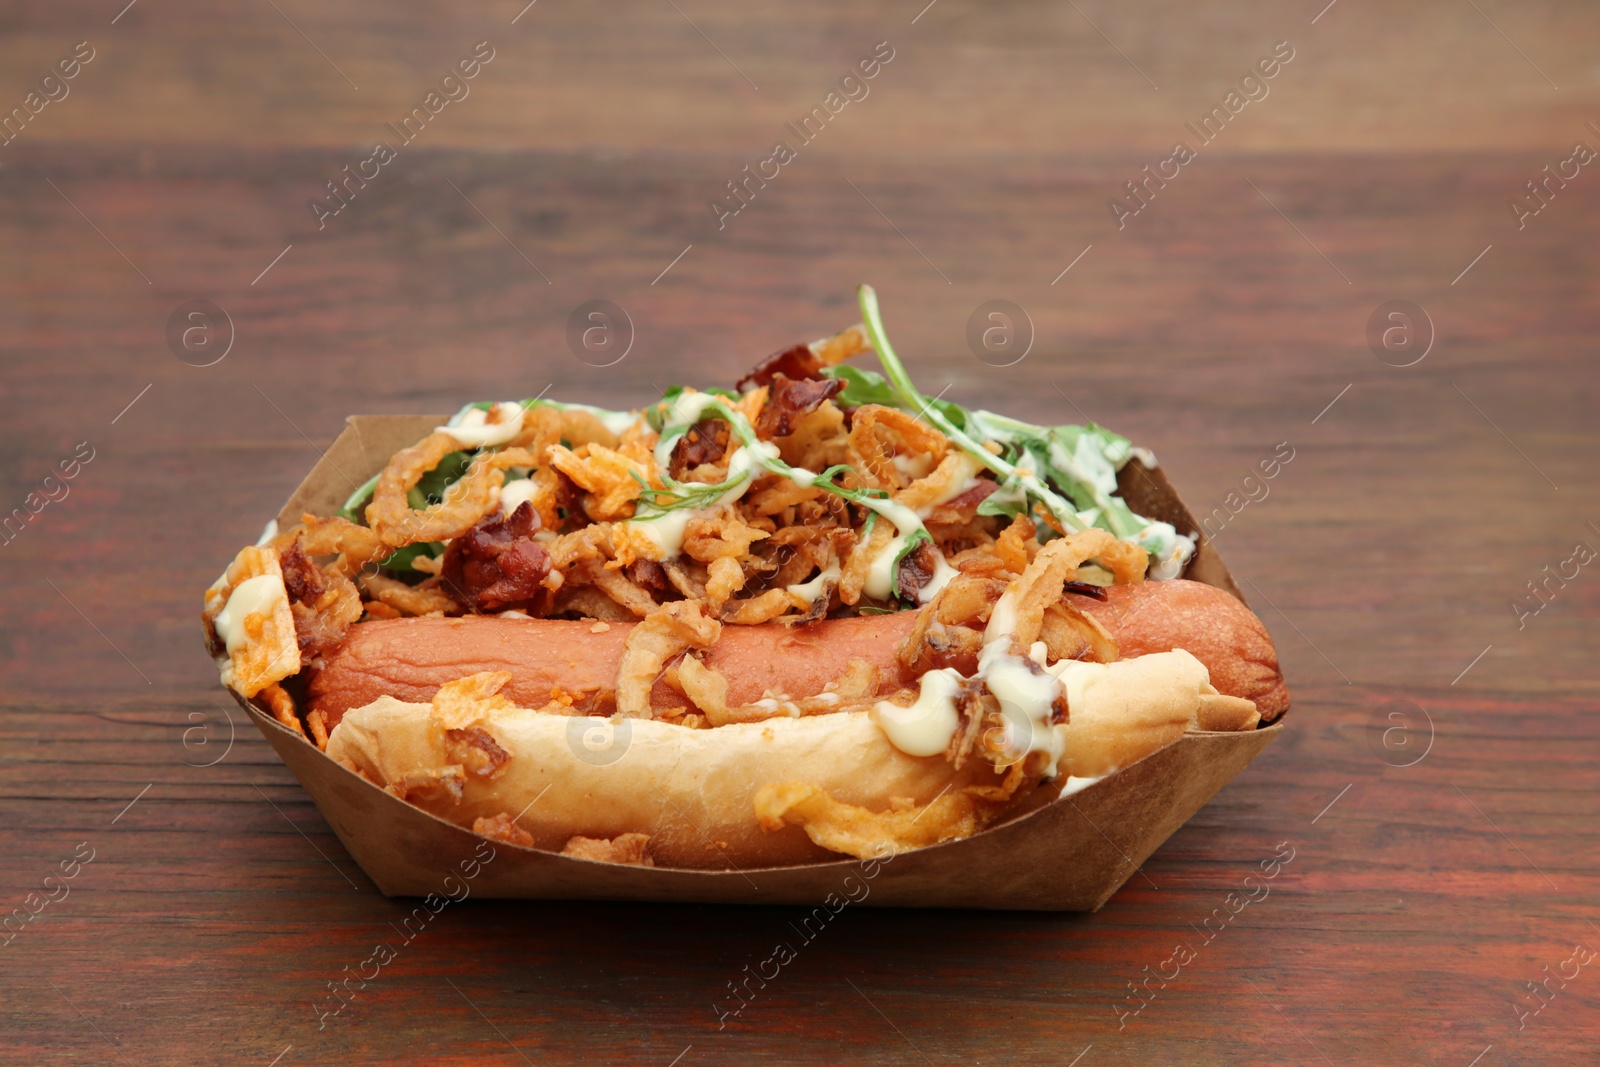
359, 572, 457, 617
259, 682, 303, 739
847, 404, 950, 491
590, 564, 661, 619
432, 670, 518, 728
615, 601, 720, 718
203, 545, 300, 698
439, 502, 550, 614
704, 557, 745, 611
993, 513, 1036, 574
510, 404, 626, 453
753, 763, 1035, 860
547, 442, 661, 522
710, 657, 880, 726
552, 582, 639, 622
682, 506, 769, 562
897, 534, 1127, 672
675, 652, 728, 720
294, 513, 388, 574
386, 765, 468, 805
562, 833, 655, 865
1039, 602, 1118, 664
1001, 529, 1130, 654
306, 708, 330, 750
421, 672, 516, 785
473, 812, 534, 847
366, 432, 539, 547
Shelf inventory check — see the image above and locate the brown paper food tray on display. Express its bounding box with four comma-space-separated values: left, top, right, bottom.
230, 415, 1282, 911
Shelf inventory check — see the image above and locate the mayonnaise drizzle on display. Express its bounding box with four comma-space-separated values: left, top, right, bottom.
438, 401, 525, 448
875, 670, 965, 757
872, 635, 1069, 775
499, 476, 540, 517
213, 574, 286, 654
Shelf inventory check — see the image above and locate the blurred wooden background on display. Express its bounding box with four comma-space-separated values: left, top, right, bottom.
1, 1, 1596, 1064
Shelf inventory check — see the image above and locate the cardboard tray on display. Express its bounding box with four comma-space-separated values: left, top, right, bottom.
229, 415, 1283, 911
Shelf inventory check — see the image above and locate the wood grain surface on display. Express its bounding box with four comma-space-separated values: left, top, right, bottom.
2, 1, 1597, 1064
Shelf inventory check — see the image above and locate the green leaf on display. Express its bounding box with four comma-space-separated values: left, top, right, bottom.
820, 365, 898, 408
340, 472, 381, 522
411, 450, 473, 508
889, 528, 932, 600
976, 480, 1028, 519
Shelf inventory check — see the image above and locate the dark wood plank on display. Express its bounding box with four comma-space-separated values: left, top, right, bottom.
2, 1, 1598, 1064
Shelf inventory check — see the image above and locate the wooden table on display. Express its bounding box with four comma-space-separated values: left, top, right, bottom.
2, 1, 1596, 1063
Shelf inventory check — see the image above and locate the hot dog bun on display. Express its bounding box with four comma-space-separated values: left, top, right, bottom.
326, 698, 993, 868
325, 648, 1257, 868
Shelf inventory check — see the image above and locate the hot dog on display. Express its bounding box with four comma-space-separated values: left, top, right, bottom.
203, 286, 1289, 869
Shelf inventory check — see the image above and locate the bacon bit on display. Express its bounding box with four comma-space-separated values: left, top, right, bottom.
735, 343, 824, 393
279, 538, 325, 605
473, 812, 534, 847
625, 559, 670, 594
670, 419, 731, 477
940, 478, 998, 513
944, 680, 994, 769
895, 539, 941, 602
755, 375, 846, 438
439, 502, 551, 614
1063, 581, 1107, 600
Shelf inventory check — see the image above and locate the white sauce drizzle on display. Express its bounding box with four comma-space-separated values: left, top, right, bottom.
499, 477, 540, 517
620, 437, 779, 558
213, 574, 286, 654
872, 636, 1068, 774
788, 563, 841, 605
438, 402, 525, 448
875, 670, 965, 757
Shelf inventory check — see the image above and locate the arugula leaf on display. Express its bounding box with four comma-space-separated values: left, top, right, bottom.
340, 472, 381, 522
854, 284, 1194, 576
408, 450, 472, 509
820, 365, 898, 408
889, 527, 932, 600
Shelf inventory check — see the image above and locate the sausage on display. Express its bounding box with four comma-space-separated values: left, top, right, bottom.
1069, 579, 1289, 721
307, 578, 1286, 726
308, 613, 921, 728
